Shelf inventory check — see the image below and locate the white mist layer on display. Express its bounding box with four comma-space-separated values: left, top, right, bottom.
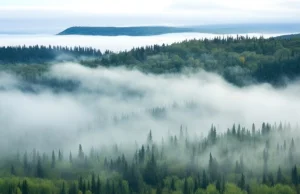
0, 33, 285, 52
0, 63, 300, 152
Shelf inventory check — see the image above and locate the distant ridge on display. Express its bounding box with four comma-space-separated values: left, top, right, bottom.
57, 24, 300, 36
58, 26, 195, 36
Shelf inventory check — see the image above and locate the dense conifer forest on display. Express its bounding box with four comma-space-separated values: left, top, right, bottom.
0, 123, 300, 194
1, 36, 300, 87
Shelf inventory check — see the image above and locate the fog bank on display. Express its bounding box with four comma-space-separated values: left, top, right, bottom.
0, 63, 300, 153
0, 33, 285, 52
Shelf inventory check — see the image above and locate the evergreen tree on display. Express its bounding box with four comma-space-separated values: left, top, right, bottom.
36, 156, 44, 178
51, 150, 56, 168
290, 138, 295, 151
59, 150, 63, 162
69, 183, 78, 194
105, 180, 110, 194
91, 173, 96, 193
262, 173, 267, 185
60, 182, 66, 194
156, 184, 162, 194
147, 130, 153, 144
183, 178, 189, 194
10, 165, 16, 175
22, 180, 29, 194
268, 173, 274, 186
96, 176, 101, 194
69, 152, 73, 164
171, 177, 176, 191
201, 170, 208, 189
292, 165, 298, 186
252, 123, 256, 135
111, 182, 116, 194
209, 153, 218, 181
23, 152, 29, 174
277, 167, 283, 184
180, 125, 184, 140
82, 180, 86, 194
216, 176, 221, 192
263, 149, 268, 174
79, 144, 84, 160
239, 173, 245, 190
143, 152, 158, 185
232, 124, 236, 136
79, 176, 83, 191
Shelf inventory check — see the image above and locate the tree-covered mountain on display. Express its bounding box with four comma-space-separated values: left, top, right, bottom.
1, 35, 299, 89
58, 24, 300, 36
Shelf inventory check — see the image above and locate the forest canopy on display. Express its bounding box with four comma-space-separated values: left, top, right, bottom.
0, 123, 300, 194
0, 35, 300, 87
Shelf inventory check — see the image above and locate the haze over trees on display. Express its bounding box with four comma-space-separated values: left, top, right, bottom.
1, 122, 300, 194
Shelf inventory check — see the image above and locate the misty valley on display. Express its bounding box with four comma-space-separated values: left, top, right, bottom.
1, 35, 300, 194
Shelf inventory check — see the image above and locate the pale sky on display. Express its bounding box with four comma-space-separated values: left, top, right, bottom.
0, 0, 300, 33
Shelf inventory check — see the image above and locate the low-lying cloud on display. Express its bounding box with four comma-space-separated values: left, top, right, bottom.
0, 33, 285, 52
1, 63, 300, 154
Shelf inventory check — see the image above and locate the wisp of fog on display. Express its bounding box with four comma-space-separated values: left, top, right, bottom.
0, 63, 300, 154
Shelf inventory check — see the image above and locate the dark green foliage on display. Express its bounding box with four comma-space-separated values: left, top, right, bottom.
143, 152, 158, 186
59, 150, 63, 162
0, 45, 101, 64
60, 182, 66, 194
69, 152, 73, 164
91, 173, 96, 193
0, 122, 299, 193
170, 177, 175, 191
292, 166, 298, 186
239, 173, 245, 190
36, 156, 44, 178
216, 176, 221, 192
51, 150, 56, 168
96, 176, 101, 194
68, 183, 78, 194
202, 170, 208, 189
277, 167, 284, 184
78, 144, 84, 160
1, 36, 300, 90
22, 180, 29, 194
183, 178, 189, 194
10, 165, 16, 175
156, 184, 162, 194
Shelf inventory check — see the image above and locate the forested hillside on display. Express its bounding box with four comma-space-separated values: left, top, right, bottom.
1, 35, 300, 88
1, 35, 300, 194
0, 123, 300, 194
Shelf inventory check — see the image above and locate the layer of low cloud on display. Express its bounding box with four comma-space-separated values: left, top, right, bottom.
1, 63, 300, 154
0, 33, 284, 52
